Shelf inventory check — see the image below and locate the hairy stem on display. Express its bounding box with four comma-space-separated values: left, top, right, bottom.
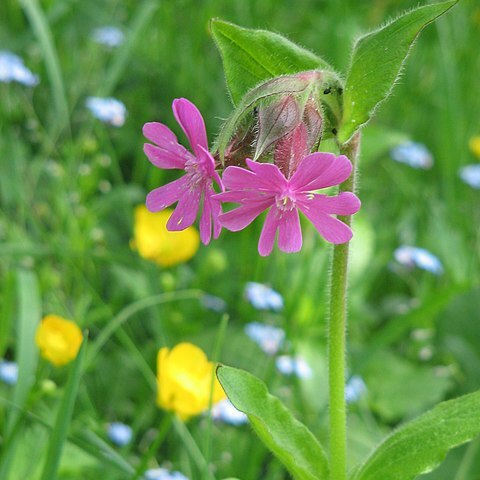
328, 132, 360, 480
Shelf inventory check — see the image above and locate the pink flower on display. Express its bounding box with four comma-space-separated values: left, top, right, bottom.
215, 154, 361, 256
143, 98, 223, 245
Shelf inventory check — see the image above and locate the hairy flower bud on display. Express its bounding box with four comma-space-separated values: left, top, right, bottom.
255, 94, 301, 160
215, 70, 343, 173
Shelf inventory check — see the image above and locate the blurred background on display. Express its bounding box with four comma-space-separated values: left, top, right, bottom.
1, 0, 479, 478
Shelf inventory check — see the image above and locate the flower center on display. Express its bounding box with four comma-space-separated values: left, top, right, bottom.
185, 159, 204, 186
275, 191, 296, 211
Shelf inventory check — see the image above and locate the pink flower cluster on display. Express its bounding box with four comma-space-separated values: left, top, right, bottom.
143, 98, 360, 256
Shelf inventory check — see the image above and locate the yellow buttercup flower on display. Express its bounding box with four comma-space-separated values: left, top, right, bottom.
157, 342, 226, 420
131, 205, 200, 267
469, 136, 480, 160
35, 315, 83, 367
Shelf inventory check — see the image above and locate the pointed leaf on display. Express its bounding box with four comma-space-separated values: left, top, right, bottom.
338, 1, 458, 144
352, 390, 480, 480
210, 19, 334, 105
217, 365, 329, 480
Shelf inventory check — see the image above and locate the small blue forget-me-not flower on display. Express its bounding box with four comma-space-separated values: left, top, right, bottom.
394, 246, 443, 275
345, 375, 367, 403
0, 360, 18, 385
200, 294, 227, 312
459, 164, 480, 189
390, 142, 433, 169
86, 97, 127, 127
245, 282, 283, 311
144, 468, 188, 480
276, 355, 313, 379
211, 399, 248, 426
0, 51, 39, 87
244, 322, 285, 355
92, 26, 125, 48
107, 422, 133, 447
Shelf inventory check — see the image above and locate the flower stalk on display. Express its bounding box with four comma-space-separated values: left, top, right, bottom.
327, 132, 360, 480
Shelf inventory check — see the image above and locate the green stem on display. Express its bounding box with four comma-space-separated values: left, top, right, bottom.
132, 414, 173, 480
328, 133, 360, 480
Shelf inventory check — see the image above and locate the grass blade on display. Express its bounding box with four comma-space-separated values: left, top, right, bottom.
39, 335, 87, 480
0, 269, 41, 478
19, 0, 70, 135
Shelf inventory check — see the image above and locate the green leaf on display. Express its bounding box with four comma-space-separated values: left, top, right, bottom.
338, 0, 458, 144
217, 365, 329, 480
352, 390, 480, 480
363, 351, 453, 422
40, 336, 87, 480
210, 19, 334, 105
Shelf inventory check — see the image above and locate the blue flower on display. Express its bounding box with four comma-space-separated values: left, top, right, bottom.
211, 399, 248, 425
86, 96, 127, 127
345, 375, 367, 403
92, 26, 125, 48
144, 468, 188, 480
107, 422, 133, 447
390, 142, 433, 169
200, 294, 227, 312
0, 360, 18, 385
275, 355, 312, 379
0, 51, 39, 86
394, 246, 443, 275
245, 282, 283, 311
459, 164, 480, 189
244, 322, 285, 355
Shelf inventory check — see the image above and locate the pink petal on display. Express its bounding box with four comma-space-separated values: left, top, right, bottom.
146, 176, 189, 212
199, 187, 223, 244
199, 191, 213, 245
211, 195, 223, 240
245, 159, 287, 191
290, 153, 352, 191
144, 144, 190, 170
219, 198, 273, 232
277, 209, 302, 253
300, 192, 361, 215
258, 208, 279, 256
143, 122, 192, 164
214, 190, 272, 204
172, 98, 208, 157
166, 185, 201, 231
298, 204, 353, 244
222, 166, 273, 192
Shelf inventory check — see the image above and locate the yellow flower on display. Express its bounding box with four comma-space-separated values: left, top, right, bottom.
131, 205, 200, 267
469, 136, 480, 160
35, 315, 83, 366
157, 342, 226, 420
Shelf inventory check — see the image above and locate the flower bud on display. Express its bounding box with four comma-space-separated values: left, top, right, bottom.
255, 94, 301, 160
216, 70, 343, 169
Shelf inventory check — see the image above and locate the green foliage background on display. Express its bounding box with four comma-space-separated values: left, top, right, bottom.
0, 0, 479, 478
